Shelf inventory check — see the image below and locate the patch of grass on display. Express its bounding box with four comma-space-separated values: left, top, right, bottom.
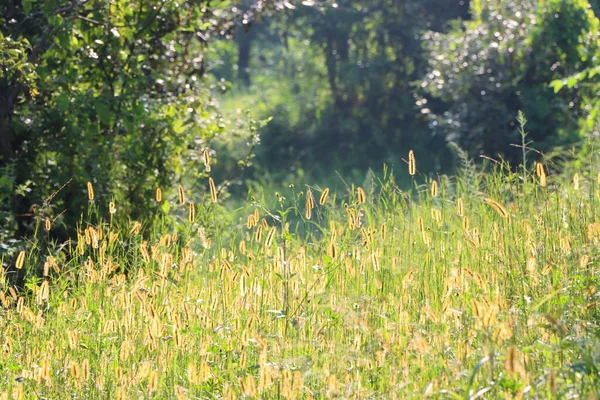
1, 153, 600, 398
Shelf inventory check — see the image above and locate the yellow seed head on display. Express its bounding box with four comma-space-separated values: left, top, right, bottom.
178, 185, 185, 204
484, 198, 508, 218
456, 198, 464, 216
307, 188, 315, 208
109, 202, 116, 214
129, 221, 142, 235
357, 187, 366, 204
203, 150, 211, 172
188, 203, 195, 223
265, 227, 276, 248
45, 218, 51, 231
417, 216, 425, 233
187, 362, 198, 384
87, 182, 94, 201
579, 254, 590, 269
41, 357, 51, 381
462, 216, 470, 231
305, 189, 314, 219
16, 251, 25, 270
148, 371, 159, 392
573, 173, 580, 190
255, 225, 263, 242
328, 239, 338, 259
69, 361, 80, 380
81, 358, 90, 382
431, 180, 438, 198
504, 346, 522, 377
209, 177, 218, 203
536, 163, 547, 187
156, 188, 162, 202
320, 188, 330, 205
408, 150, 416, 176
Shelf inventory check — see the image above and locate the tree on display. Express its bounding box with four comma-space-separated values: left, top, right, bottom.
0, 0, 249, 243
419, 0, 600, 162
242, 0, 471, 175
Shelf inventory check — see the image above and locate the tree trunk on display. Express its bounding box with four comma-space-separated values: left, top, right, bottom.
325, 33, 343, 110
237, 24, 253, 87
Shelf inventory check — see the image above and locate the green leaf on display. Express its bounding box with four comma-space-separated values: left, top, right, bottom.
22, 0, 33, 15
172, 119, 186, 134
549, 79, 565, 93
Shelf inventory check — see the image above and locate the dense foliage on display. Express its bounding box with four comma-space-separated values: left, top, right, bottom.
209, 0, 600, 179
420, 0, 600, 160
1, 0, 231, 246
3, 1, 600, 398
2, 151, 600, 397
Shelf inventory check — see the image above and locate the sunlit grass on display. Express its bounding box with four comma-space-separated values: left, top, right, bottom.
1, 155, 600, 399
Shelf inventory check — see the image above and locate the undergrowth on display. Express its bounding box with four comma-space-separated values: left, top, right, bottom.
1, 149, 600, 399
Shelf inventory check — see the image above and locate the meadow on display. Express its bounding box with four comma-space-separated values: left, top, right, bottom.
1, 151, 600, 399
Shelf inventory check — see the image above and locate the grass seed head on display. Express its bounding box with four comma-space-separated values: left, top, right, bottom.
87, 181, 94, 201
536, 162, 547, 187
188, 202, 195, 222
305, 193, 313, 220
203, 149, 211, 172
320, 188, 330, 205
357, 187, 366, 204
178, 185, 185, 204
15, 250, 25, 270
417, 216, 425, 233
484, 198, 508, 219
408, 150, 416, 176
209, 177, 218, 203
456, 198, 464, 216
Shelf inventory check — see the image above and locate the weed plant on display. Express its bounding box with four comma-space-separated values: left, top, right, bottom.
1, 151, 600, 399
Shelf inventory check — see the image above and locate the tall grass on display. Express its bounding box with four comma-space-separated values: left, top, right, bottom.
1, 152, 600, 399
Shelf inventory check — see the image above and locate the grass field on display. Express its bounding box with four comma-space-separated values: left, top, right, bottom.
1, 155, 600, 399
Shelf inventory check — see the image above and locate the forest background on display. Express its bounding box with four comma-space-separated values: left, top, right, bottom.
1, 0, 600, 247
